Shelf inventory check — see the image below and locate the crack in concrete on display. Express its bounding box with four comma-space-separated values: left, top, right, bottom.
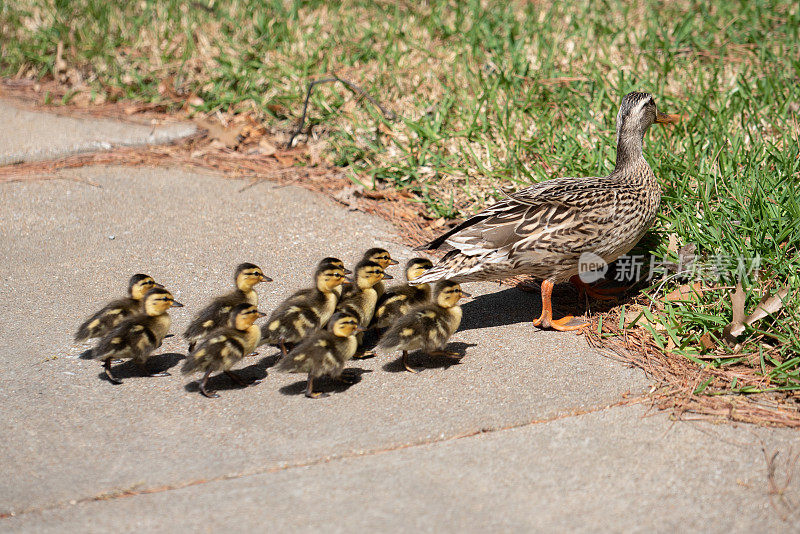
1, 395, 647, 520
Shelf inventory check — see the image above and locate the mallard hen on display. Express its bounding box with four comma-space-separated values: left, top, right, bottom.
413, 92, 679, 331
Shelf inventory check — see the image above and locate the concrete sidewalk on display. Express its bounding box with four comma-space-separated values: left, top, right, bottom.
0, 99, 797, 532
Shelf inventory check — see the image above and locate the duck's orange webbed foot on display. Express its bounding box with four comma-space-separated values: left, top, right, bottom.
569, 275, 625, 301
533, 279, 589, 332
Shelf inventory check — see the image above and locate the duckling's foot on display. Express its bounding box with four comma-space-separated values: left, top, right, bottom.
428, 350, 462, 359
352, 351, 375, 360
199, 372, 219, 398
103, 360, 123, 385
336, 370, 358, 384
402, 351, 421, 373
148, 371, 171, 377
305, 376, 329, 398
224, 370, 247, 387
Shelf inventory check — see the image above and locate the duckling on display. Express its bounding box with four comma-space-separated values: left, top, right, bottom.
75, 273, 161, 342
378, 280, 469, 373
371, 258, 434, 329
276, 312, 363, 398
182, 303, 266, 398
184, 263, 272, 352
336, 259, 392, 357
361, 247, 399, 298
92, 288, 184, 384
261, 264, 348, 354
318, 256, 352, 298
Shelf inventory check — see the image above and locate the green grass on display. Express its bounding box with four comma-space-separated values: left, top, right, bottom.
2, 0, 799, 392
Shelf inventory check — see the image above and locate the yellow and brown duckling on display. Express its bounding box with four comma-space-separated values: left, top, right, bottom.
276, 312, 363, 398
318, 256, 352, 297
92, 287, 184, 384
75, 273, 162, 342
182, 303, 266, 398
336, 259, 392, 357
361, 247, 399, 298
371, 258, 434, 329
414, 92, 679, 331
184, 263, 271, 352
261, 263, 348, 354
378, 280, 468, 373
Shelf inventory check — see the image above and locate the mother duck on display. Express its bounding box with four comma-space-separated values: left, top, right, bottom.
413, 92, 680, 331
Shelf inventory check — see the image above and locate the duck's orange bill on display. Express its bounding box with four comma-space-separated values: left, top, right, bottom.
655, 111, 681, 124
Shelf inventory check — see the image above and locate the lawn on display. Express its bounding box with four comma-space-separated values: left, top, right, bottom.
2, 0, 799, 401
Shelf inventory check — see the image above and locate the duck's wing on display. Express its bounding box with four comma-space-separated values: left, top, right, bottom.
74, 297, 138, 341
182, 327, 245, 374
93, 316, 158, 362
419, 177, 617, 257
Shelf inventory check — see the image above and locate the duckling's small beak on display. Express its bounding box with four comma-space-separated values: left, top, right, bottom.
259, 274, 273, 282
388, 258, 399, 265
459, 291, 472, 298
343, 268, 353, 275
154, 283, 165, 288
257, 311, 267, 318
356, 326, 368, 332
382, 273, 394, 280
342, 278, 353, 285
655, 111, 681, 125
171, 300, 185, 308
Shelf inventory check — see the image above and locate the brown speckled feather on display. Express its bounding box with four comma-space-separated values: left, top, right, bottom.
414, 93, 665, 286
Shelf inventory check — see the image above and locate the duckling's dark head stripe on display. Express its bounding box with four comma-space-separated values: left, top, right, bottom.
144, 287, 172, 299
230, 302, 257, 317
363, 248, 389, 258
327, 311, 359, 330
406, 258, 434, 270
433, 280, 460, 295
235, 262, 261, 276
319, 257, 344, 267
354, 259, 382, 272
129, 273, 153, 287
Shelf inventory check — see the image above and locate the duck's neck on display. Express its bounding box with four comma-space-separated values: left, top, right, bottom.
613, 129, 646, 173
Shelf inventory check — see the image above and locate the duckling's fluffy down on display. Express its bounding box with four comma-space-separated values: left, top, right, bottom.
184, 291, 254, 344
378, 304, 462, 353
182, 327, 248, 374
92, 315, 168, 364
276, 331, 357, 379
75, 296, 141, 342
261, 288, 336, 345
371, 284, 431, 329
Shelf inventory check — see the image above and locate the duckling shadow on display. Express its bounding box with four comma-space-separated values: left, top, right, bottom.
184, 364, 267, 394
257, 350, 283, 370
278, 368, 372, 397
382, 342, 477, 373
96, 352, 184, 381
